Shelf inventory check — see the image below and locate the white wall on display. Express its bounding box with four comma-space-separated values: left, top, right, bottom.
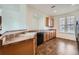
0, 4, 51, 34
0, 4, 28, 34
0, 9, 2, 16
27, 6, 40, 30
27, 5, 51, 30
54, 10, 79, 41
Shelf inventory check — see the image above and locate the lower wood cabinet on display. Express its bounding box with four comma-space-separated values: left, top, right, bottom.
44, 32, 49, 42
0, 38, 36, 55
44, 30, 56, 42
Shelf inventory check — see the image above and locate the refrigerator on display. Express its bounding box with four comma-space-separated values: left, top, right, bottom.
75, 18, 79, 50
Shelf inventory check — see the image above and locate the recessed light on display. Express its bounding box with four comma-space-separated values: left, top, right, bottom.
71, 4, 75, 6
53, 10, 57, 13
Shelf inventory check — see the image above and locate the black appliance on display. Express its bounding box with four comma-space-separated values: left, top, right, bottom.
37, 32, 44, 46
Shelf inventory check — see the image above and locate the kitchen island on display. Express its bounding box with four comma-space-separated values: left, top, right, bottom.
0, 30, 37, 55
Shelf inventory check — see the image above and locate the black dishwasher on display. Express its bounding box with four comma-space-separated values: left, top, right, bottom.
37, 32, 44, 46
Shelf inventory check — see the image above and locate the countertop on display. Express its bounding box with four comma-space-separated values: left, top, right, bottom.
0, 29, 56, 45
2, 32, 37, 45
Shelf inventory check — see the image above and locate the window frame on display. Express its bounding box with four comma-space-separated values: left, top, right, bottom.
59, 16, 75, 34
59, 17, 66, 33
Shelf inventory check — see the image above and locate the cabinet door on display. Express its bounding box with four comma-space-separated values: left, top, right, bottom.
49, 32, 51, 39
44, 30, 56, 42
52, 30, 56, 38
1, 39, 34, 55
44, 33, 47, 42
49, 30, 56, 39
44, 32, 49, 42
45, 16, 54, 27
51, 32, 53, 39
53, 31, 56, 38
46, 17, 49, 26
48, 32, 50, 41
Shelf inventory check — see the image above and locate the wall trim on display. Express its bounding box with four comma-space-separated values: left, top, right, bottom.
56, 37, 76, 42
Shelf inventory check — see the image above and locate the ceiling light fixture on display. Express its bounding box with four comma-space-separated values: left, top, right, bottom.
51, 5, 56, 8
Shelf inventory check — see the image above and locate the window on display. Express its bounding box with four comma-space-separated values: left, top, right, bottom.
59, 17, 65, 32
66, 16, 75, 33
59, 16, 75, 34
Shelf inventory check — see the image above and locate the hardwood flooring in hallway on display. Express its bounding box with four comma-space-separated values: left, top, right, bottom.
37, 38, 79, 55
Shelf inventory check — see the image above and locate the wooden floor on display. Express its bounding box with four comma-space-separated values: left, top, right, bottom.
37, 38, 79, 55
0, 38, 78, 55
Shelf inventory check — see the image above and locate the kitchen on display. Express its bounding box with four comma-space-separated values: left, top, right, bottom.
0, 4, 79, 55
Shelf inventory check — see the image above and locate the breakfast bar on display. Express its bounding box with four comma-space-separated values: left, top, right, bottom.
0, 30, 37, 55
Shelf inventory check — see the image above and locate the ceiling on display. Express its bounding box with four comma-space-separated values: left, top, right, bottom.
30, 4, 79, 16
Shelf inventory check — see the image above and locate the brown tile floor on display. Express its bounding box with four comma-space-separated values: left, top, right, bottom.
37, 38, 79, 55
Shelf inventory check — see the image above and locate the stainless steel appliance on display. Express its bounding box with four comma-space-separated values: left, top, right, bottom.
75, 21, 79, 41
75, 18, 79, 51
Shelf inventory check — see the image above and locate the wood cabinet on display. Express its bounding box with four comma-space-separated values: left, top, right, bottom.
44, 32, 49, 42
45, 16, 54, 27
0, 38, 36, 55
44, 30, 56, 42
0, 30, 37, 55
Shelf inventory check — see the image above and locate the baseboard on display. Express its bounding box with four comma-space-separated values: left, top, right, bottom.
56, 37, 76, 42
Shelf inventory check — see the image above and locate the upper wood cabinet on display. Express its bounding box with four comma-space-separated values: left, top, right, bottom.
45, 16, 54, 27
